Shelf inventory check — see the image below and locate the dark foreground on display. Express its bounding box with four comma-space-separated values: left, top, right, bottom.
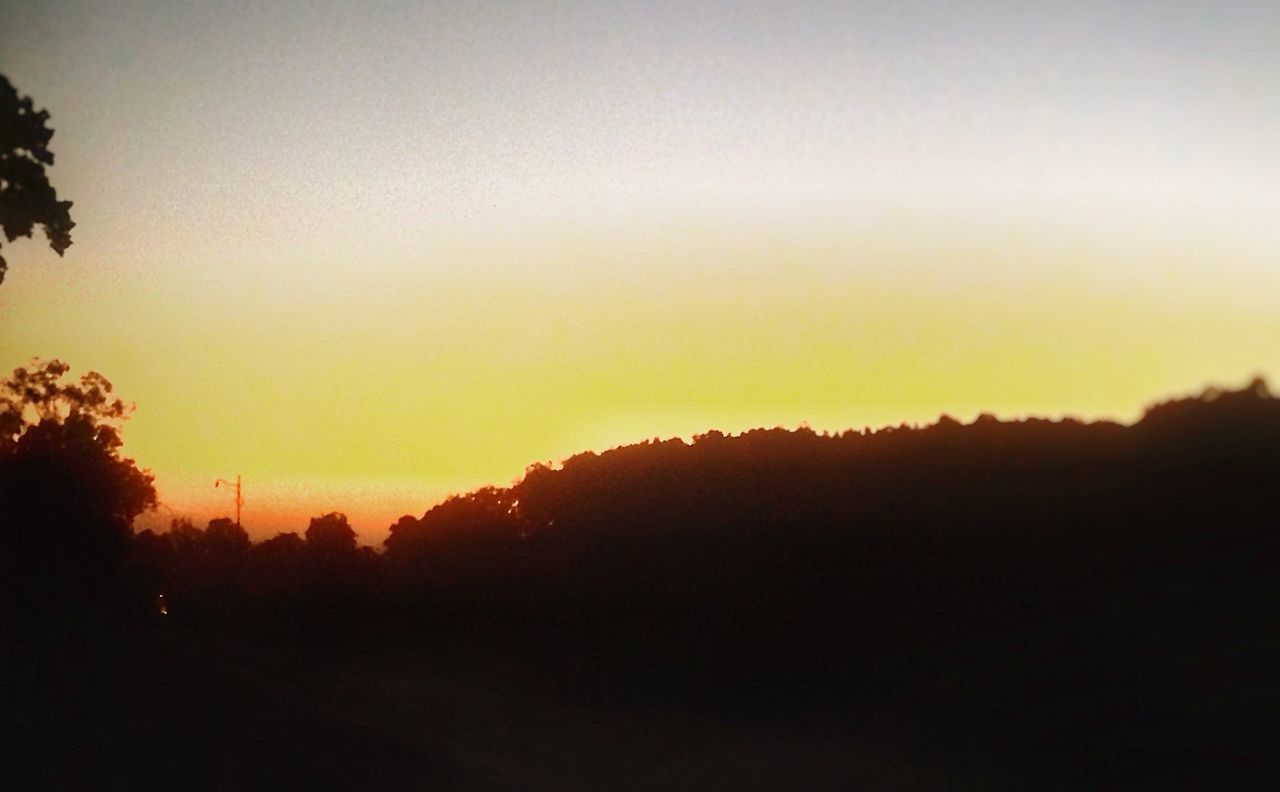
13, 574, 1279, 791
9, 383, 1280, 788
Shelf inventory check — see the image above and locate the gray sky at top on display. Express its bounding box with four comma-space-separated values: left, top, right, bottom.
3, 1, 1277, 244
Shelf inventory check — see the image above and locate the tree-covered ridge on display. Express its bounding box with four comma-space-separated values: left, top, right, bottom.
132, 377, 1277, 601
12, 374, 1280, 786
386, 377, 1273, 558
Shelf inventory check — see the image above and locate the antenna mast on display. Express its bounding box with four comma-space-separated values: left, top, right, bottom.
214, 475, 243, 527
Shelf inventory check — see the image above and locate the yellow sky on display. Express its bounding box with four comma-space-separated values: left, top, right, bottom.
5, 202, 1276, 542
3, 2, 1278, 542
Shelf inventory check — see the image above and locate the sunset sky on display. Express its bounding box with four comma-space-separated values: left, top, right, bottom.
2, 1, 1278, 542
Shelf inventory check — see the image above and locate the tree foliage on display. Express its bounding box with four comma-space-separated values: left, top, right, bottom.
306, 511, 357, 556
203, 517, 251, 558
0, 359, 155, 584
0, 74, 75, 284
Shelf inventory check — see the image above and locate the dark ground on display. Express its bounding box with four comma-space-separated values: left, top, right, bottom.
10, 384, 1280, 789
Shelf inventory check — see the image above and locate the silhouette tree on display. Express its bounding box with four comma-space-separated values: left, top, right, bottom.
306, 511, 357, 556
167, 516, 204, 557
202, 516, 250, 558
1, 359, 155, 623
246, 531, 307, 595
257, 530, 305, 557
385, 487, 521, 561
0, 75, 74, 285
1, 359, 155, 539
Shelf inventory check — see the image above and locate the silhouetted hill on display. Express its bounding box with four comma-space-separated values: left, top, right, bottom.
376, 379, 1280, 785
14, 380, 1280, 788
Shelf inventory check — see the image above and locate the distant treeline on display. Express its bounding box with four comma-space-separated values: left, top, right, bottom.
11, 374, 1280, 785
134, 379, 1280, 630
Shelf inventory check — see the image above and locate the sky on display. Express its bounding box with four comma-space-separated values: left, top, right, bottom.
2, 1, 1278, 542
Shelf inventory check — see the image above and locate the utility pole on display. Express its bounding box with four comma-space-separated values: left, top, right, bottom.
215, 474, 243, 528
